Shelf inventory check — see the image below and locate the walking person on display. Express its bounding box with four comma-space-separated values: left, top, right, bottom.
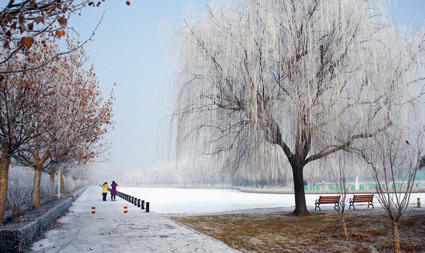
102, 182, 109, 201
111, 181, 118, 201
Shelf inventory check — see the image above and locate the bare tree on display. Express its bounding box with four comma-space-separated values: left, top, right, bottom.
328, 155, 350, 241
360, 130, 423, 253
0, 44, 58, 221
1, 41, 113, 221
10, 41, 79, 209
0, 0, 92, 223
0, 0, 105, 74
6, 167, 33, 218
171, 0, 425, 215
46, 163, 58, 200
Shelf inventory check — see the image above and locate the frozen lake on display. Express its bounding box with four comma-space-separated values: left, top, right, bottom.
119, 187, 425, 215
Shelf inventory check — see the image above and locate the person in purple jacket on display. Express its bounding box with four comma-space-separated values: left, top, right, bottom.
111, 181, 118, 201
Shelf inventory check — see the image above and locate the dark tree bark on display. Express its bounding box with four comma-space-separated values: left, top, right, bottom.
290, 161, 309, 215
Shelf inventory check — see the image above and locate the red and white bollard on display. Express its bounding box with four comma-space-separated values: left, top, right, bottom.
124, 205, 128, 213
92, 205, 95, 214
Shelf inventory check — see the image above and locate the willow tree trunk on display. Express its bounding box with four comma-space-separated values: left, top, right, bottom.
32, 165, 42, 208
60, 172, 66, 197
0, 150, 11, 224
393, 221, 400, 253
49, 169, 57, 201
291, 161, 309, 216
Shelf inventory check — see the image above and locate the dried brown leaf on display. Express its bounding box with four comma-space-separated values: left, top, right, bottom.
19, 37, 34, 48
57, 17, 67, 28
6, 14, 13, 24
55, 30, 65, 38
18, 11, 24, 25
35, 16, 45, 24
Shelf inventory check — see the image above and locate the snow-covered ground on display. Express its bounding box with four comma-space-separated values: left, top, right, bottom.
31, 185, 239, 253
29, 186, 424, 252
119, 187, 425, 214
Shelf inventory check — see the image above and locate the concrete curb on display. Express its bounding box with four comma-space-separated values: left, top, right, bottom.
0, 186, 87, 252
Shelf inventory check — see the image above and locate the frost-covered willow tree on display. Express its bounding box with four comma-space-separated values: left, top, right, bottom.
171, 0, 425, 215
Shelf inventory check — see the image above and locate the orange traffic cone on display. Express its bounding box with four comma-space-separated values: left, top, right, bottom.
92, 205, 95, 214
124, 205, 128, 213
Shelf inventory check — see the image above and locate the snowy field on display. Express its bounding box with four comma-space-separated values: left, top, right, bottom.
119, 187, 425, 215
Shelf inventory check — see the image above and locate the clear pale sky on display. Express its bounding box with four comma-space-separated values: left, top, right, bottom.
67, 0, 425, 179
69, 0, 210, 178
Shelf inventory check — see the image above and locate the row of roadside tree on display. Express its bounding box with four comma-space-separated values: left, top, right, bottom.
0, 0, 113, 224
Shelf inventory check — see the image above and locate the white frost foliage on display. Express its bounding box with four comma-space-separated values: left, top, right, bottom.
171, 0, 425, 177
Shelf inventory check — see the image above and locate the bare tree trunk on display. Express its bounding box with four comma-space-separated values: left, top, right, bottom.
291, 161, 309, 216
60, 172, 66, 197
32, 165, 42, 208
339, 213, 349, 241
49, 169, 57, 201
0, 150, 11, 224
393, 221, 400, 253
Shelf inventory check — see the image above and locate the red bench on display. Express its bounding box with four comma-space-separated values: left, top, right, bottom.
349, 194, 374, 209
315, 195, 340, 211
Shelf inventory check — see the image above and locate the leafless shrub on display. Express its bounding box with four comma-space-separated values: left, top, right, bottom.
6, 166, 49, 219
360, 130, 423, 253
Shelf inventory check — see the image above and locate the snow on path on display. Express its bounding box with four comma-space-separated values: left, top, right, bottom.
30, 185, 239, 253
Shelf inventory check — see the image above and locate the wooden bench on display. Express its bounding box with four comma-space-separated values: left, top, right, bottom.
349, 194, 374, 209
315, 195, 340, 211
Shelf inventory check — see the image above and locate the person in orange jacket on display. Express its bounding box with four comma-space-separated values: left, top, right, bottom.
102, 182, 109, 201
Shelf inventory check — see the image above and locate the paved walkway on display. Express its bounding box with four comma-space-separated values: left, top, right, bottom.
30, 185, 239, 253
